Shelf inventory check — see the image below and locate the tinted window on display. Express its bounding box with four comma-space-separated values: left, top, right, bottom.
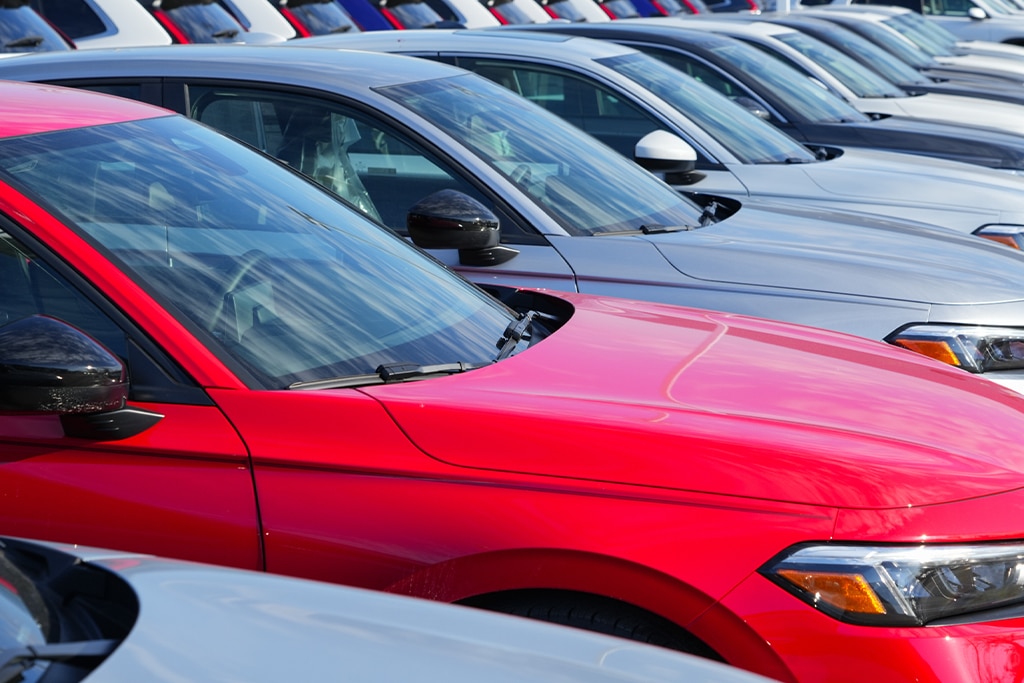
0, 5, 71, 51
601, 52, 818, 163
187, 83, 493, 231
0, 116, 517, 387
29, 0, 106, 39
380, 73, 707, 235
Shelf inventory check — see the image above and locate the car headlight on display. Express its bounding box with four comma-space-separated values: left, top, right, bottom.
885, 324, 1024, 373
761, 543, 1024, 626
974, 224, 1024, 250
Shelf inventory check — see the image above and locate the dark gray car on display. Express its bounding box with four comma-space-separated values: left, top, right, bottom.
7, 45, 1024, 391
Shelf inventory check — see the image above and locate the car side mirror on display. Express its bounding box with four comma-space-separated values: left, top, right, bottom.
734, 96, 771, 121
968, 6, 987, 19
634, 130, 705, 186
0, 315, 162, 440
407, 189, 519, 266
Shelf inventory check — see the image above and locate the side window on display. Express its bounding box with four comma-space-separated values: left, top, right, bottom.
30, 0, 107, 39
69, 82, 145, 102
0, 227, 125, 358
186, 84, 495, 233
457, 59, 662, 158
924, 0, 968, 14
637, 46, 745, 100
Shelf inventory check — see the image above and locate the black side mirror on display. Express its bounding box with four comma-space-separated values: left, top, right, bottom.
0, 315, 161, 440
407, 189, 519, 266
734, 96, 771, 121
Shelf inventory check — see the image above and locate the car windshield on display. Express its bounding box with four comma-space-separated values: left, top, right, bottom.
541, 0, 587, 21
774, 30, 907, 98
891, 11, 959, 51
600, 52, 818, 163
382, 0, 446, 27
833, 16, 935, 68
884, 14, 951, 57
601, 0, 640, 16
796, 20, 930, 85
152, 0, 245, 42
701, 37, 868, 123
282, 0, 360, 34
0, 4, 71, 52
487, 0, 545, 23
0, 116, 518, 388
378, 73, 705, 234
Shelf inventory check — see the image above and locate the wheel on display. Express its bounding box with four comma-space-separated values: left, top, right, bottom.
462, 590, 722, 660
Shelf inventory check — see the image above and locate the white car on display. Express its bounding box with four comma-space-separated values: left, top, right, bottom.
28, 0, 172, 48
0, 536, 776, 683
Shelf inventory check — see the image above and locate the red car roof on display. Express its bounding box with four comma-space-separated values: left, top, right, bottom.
0, 80, 172, 139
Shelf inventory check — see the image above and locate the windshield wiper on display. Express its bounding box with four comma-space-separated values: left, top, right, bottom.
289, 361, 482, 390
0, 640, 119, 683
639, 224, 688, 234
211, 28, 239, 39
495, 311, 537, 361
5, 35, 43, 48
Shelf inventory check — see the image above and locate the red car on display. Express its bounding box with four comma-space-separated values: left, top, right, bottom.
3, 80, 1024, 683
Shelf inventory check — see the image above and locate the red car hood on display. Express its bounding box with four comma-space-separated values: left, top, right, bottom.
368, 294, 1024, 510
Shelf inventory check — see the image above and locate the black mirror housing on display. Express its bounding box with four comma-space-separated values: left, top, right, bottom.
0, 315, 127, 414
407, 189, 518, 266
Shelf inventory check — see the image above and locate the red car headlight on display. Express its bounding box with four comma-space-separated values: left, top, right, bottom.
761, 542, 1024, 626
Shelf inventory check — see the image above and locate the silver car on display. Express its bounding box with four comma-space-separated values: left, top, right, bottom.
8, 45, 1024, 391
295, 27, 1024, 240
0, 536, 774, 682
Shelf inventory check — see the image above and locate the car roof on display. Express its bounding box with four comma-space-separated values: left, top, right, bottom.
294, 27, 638, 61
519, 19, 746, 47
0, 44, 469, 92
0, 79, 170, 138
647, 16, 799, 37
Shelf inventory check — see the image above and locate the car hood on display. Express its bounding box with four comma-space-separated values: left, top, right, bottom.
802, 146, 1024, 206
36, 542, 764, 682
649, 198, 1024, 305
858, 115, 1024, 170
371, 293, 1024, 510
725, 146, 1024, 230
864, 92, 1024, 135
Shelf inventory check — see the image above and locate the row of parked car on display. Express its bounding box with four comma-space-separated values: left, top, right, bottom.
7, 2, 1024, 683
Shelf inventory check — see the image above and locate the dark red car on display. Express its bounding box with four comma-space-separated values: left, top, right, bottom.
4, 80, 1024, 683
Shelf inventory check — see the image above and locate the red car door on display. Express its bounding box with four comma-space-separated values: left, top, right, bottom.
0, 198, 262, 571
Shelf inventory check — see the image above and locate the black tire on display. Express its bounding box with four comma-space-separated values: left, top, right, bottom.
462, 590, 723, 661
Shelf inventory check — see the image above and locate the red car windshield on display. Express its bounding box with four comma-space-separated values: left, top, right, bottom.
0, 116, 518, 387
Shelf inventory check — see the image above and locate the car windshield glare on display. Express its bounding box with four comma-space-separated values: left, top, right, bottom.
383, 0, 446, 27
0, 5, 71, 52
0, 116, 517, 388
376, 73, 705, 234
810, 22, 929, 85
884, 15, 949, 57
599, 52, 817, 164
705, 39, 868, 123
775, 31, 907, 99
840, 18, 934, 68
